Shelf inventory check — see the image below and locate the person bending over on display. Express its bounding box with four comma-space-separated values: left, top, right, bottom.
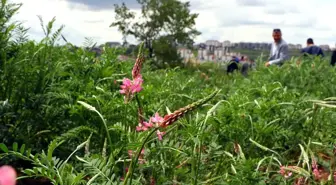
301, 38, 324, 57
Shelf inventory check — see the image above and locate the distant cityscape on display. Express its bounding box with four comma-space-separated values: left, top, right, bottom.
92, 40, 335, 62
178, 40, 333, 62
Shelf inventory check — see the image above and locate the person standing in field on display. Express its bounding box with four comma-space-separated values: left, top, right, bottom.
300, 38, 324, 57
331, 49, 336, 66
265, 28, 289, 67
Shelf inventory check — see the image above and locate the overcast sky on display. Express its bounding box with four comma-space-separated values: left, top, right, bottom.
10, 0, 336, 47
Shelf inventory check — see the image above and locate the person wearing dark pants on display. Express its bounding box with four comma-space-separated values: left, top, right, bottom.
331, 50, 336, 66
241, 62, 250, 77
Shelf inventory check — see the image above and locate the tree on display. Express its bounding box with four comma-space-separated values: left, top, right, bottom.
110, 0, 200, 67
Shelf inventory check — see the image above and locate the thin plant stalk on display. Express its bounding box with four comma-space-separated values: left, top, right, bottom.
77, 101, 113, 153
123, 128, 158, 185
135, 94, 144, 124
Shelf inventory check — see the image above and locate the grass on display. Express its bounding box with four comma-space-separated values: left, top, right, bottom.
1, 1, 336, 184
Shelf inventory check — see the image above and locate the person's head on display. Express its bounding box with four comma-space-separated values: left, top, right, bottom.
307, 38, 314, 45
272, 28, 282, 42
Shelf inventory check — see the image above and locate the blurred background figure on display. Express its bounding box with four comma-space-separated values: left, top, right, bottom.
300, 38, 324, 57
227, 56, 239, 74
331, 49, 336, 66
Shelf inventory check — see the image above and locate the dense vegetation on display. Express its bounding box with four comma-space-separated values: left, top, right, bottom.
1, 0, 336, 185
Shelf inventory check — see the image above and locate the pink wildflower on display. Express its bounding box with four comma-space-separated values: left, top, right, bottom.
136, 124, 143, 132
313, 168, 320, 179
0, 165, 17, 185
142, 121, 153, 128
119, 78, 132, 94
136, 121, 153, 132
312, 158, 318, 169
135, 113, 166, 140
150, 113, 164, 126
311, 158, 321, 180
279, 166, 292, 179
119, 76, 143, 102
156, 130, 166, 140
120, 76, 143, 94
130, 77, 143, 93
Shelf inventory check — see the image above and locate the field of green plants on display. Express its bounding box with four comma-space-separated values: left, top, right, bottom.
2, 1, 336, 185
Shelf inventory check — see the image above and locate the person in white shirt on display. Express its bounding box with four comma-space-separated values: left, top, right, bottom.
265, 28, 289, 67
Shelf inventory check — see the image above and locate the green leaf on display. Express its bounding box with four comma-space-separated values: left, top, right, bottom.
0, 143, 8, 152
13, 142, 18, 152
19, 144, 25, 154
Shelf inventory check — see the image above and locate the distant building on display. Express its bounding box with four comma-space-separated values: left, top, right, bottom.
223, 40, 231, 47
288, 44, 296, 49
178, 41, 241, 62
295, 44, 302, 49
234, 42, 271, 50
288, 44, 302, 50
205, 40, 221, 47
319, 45, 330, 51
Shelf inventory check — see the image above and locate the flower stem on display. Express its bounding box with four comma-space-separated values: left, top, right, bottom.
123, 128, 158, 185
135, 94, 144, 124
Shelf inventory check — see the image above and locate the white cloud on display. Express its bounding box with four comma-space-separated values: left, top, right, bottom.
9, 0, 336, 47
11, 0, 124, 45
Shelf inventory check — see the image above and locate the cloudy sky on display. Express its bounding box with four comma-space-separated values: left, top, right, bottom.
10, 0, 336, 47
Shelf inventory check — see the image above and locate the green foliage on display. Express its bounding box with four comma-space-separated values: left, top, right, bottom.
2, 1, 336, 184
151, 36, 183, 68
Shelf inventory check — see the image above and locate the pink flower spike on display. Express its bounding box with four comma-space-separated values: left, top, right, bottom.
120, 77, 143, 96
278, 166, 292, 179
151, 113, 164, 123
120, 79, 132, 89
131, 76, 143, 93
156, 130, 166, 141
136, 125, 143, 132
0, 165, 17, 185
313, 168, 320, 179
119, 76, 144, 103
142, 121, 153, 128
142, 126, 149, 131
